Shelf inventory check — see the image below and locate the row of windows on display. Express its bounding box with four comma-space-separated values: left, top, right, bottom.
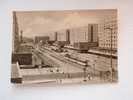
99, 16, 117, 49
104, 18, 117, 22
101, 32, 117, 36
100, 41, 117, 44
99, 36, 117, 39
100, 44, 117, 48
100, 42, 117, 45
99, 40, 117, 43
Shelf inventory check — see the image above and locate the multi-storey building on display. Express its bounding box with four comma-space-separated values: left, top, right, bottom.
56, 24, 98, 45
98, 16, 117, 50
13, 11, 20, 53
34, 36, 50, 44
54, 24, 98, 51
88, 24, 98, 43
56, 29, 70, 43
70, 26, 88, 44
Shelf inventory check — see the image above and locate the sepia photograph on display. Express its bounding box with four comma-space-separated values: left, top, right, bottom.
11, 9, 118, 85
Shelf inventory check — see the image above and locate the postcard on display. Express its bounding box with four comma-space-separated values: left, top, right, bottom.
11, 9, 118, 85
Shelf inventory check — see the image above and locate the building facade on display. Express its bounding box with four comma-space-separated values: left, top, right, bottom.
34, 36, 50, 44
55, 24, 98, 45
13, 12, 20, 53
98, 16, 117, 50
88, 24, 98, 43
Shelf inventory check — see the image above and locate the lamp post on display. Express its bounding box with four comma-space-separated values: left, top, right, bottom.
104, 27, 113, 82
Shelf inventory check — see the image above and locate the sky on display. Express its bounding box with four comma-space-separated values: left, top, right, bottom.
15, 9, 117, 39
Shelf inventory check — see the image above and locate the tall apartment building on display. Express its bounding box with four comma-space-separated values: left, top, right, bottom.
69, 24, 98, 44
66, 29, 70, 44
55, 24, 98, 45
88, 24, 98, 43
98, 16, 117, 50
56, 30, 66, 41
70, 26, 88, 44
13, 12, 20, 53
54, 32, 58, 41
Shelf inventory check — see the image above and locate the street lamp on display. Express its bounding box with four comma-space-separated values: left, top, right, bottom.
104, 27, 113, 82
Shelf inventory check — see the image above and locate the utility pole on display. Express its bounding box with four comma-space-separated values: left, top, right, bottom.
20, 30, 23, 43
104, 27, 113, 82
83, 60, 88, 82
